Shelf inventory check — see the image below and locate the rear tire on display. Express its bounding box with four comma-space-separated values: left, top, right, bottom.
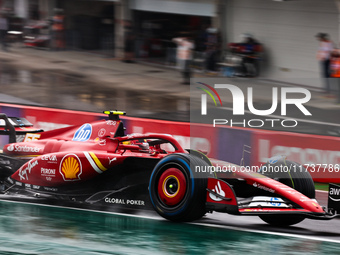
258, 156, 315, 226
149, 153, 212, 222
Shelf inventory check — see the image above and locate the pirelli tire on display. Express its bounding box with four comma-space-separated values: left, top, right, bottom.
149, 153, 213, 222
258, 156, 315, 226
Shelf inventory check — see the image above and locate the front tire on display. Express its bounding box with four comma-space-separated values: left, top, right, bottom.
258, 156, 315, 226
149, 153, 211, 222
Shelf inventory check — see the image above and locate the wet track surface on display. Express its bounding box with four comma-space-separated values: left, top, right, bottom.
0, 200, 339, 255
0, 59, 190, 122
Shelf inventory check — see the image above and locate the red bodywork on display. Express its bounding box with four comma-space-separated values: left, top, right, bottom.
3, 118, 184, 187
207, 159, 324, 215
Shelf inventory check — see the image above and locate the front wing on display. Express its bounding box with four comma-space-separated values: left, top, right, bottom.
206, 178, 340, 220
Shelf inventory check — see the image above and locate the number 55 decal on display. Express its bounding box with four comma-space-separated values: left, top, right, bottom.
24, 133, 41, 142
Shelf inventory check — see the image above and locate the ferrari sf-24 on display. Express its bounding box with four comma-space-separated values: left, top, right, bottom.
0, 111, 338, 226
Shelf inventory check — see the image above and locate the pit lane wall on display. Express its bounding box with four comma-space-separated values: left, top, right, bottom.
0, 103, 339, 183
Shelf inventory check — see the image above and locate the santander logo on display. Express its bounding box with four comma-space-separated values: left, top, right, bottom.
6, 144, 41, 153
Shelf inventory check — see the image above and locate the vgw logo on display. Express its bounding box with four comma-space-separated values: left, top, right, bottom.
197, 83, 312, 128
73, 123, 92, 142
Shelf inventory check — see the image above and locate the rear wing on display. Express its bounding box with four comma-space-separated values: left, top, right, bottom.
0, 114, 43, 143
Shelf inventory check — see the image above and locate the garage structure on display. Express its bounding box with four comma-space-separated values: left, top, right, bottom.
124, 0, 340, 89
4, 0, 340, 88
130, 0, 214, 59
222, 0, 339, 88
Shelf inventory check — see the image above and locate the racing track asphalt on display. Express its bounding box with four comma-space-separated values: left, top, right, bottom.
0, 198, 338, 254
0, 190, 338, 243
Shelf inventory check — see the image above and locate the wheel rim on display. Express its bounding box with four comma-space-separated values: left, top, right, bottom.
157, 167, 187, 206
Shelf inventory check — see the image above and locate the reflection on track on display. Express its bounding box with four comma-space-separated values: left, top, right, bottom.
0, 62, 190, 122
0, 200, 338, 255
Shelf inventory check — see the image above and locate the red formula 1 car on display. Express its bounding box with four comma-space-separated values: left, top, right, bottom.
0, 111, 338, 226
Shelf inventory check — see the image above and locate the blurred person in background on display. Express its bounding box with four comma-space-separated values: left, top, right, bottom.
205, 27, 221, 72
173, 33, 194, 84
239, 33, 262, 77
226, 33, 262, 77
330, 49, 340, 103
316, 33, 334, 96
52, 9, 65, 51
0, 13, 8, 52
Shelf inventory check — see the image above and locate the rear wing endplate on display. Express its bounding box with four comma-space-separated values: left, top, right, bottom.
0, 114, 42, 143
0, 114, 16, 143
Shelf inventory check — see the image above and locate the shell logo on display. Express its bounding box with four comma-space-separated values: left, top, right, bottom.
59, 154, 82, 181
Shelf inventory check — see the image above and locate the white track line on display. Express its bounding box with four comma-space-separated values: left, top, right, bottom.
317, 190, 329, 193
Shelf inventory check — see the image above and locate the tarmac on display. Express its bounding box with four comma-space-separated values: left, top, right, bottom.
0, 43, 339, 128
0, 45, 188, 97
